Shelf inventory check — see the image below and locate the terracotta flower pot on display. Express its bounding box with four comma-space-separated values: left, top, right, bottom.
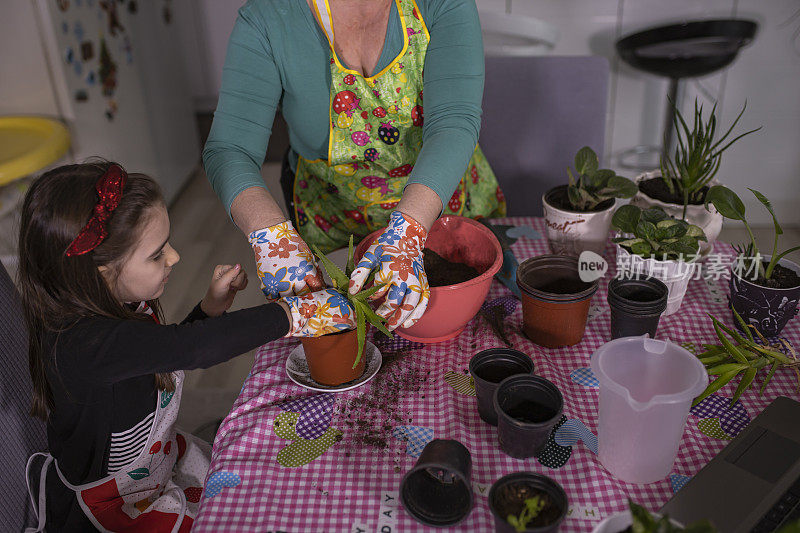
542, 185, 615, 257
630, 170, 722, 256
516, 255, 598, 348
300, 329, 365, 386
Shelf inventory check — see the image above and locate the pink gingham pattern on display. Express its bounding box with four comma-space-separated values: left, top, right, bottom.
194, 217, 800, 532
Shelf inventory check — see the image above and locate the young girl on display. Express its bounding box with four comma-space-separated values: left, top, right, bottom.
19, 161, 354, 532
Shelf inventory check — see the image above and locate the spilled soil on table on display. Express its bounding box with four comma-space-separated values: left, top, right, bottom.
337, 337, 430, 454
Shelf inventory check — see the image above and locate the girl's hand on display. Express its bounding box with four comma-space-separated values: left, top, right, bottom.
281, 288, 356, 337
348, 211, 430, 330
249, 221, 325, 301
201, 264, 249, 317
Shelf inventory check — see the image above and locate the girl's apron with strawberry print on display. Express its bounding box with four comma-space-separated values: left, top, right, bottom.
26, 306, 211, 532
295, 0, 506, 253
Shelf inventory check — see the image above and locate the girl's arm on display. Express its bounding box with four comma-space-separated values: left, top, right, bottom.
55, 303, 291, 386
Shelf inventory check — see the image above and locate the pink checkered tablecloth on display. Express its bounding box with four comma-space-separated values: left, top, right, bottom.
193, 217, 800, 532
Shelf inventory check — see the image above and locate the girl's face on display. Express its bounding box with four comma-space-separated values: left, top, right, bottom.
102, 204, 180, 303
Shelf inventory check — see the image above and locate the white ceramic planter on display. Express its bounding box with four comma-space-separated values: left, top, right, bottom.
630, 170, 722, 257
542, 186, 615, 257
616, 245, 697, 316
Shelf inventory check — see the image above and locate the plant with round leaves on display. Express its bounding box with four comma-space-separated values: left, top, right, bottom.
611, 204, 707, 261
659, 98, 761, 220
692, 310, 800, 408
565, 146, 637, 211
705, 185, 800, 281
310, 235, 392, 369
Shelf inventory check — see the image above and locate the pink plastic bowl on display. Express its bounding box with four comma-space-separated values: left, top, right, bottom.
355, 215, 503, 343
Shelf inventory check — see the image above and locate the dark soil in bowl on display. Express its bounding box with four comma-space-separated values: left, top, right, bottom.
638, 177, 708, 205
546, 186, 614, 213
493, 483, 562, 529
537, 278, 593, 295
504, 401, 558, 424
741, 261, 800, 289
424, 248, 480, 287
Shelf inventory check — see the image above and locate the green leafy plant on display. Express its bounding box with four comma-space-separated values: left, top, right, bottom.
310, 236, 392, 368
628, 500, 715, 532
693, 311, 800, 408
705, 185, 800, 281
611, 205, 706, 261
659, 98, 760, 219
566, 146, 638, 211
507, 495, 547, 532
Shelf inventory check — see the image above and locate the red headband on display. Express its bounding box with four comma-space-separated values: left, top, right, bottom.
65, 164, 127, 257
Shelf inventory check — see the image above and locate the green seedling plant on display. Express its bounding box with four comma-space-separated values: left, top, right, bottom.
705, 185, 800, 281
660, 98, 760, 220
566, 146, 638, 211
611, 205, 706, 261
693, 310, 800, 408
628, 500, 715, 532
311, 236, 392, 369
507, 495, 547, 532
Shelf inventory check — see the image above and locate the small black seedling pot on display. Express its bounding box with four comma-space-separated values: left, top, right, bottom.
488, 472, 568, 533
493, 375, 563, 459
607, 275, 668, 339
400, 439, 473, 527
469, 348, 535, 426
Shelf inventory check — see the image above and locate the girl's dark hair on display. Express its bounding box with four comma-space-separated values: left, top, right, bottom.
18, 160, 175, 420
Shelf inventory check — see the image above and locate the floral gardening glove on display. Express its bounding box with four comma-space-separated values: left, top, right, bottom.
249, 221, 325, 301
282, 288, 356, 337
348, 211, 430, 330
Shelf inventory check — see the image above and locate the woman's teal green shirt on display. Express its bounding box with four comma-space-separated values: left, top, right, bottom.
203, 0, 485, 216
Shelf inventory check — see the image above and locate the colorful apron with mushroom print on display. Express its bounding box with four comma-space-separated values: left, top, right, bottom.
294, 0, 506, 253
26, 371, 211, 532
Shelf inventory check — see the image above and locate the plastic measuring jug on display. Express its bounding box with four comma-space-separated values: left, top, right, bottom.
590, 336, 708, 484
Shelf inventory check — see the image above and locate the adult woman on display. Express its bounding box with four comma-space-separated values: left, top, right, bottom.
203, 0, 505, 330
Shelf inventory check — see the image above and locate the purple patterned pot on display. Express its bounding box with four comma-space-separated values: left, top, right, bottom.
729, 257, 800, 337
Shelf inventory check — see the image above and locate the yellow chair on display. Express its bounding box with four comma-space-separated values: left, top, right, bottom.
0, 116, 70, 186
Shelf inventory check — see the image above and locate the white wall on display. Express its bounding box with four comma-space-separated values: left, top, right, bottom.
0, 1, 61, 117
174, 0, 800, 226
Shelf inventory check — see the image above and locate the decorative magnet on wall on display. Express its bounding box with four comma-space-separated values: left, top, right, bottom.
105, 100, 118, 121
121, 36, 133, 64
74, 90, 88, 102
128, 0, 138, 14
73, 21, 84, 41
73, 61, 83, 76
61, 21, 69, 34
99, 0, 125, 36
86, 71, 96, 85
64, 47, 74, 65
56, 0, 70, 12
99, 37, 117, 97
80, 41, 94, 61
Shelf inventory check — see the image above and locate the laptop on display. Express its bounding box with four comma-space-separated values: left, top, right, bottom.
661, 396, 800, 532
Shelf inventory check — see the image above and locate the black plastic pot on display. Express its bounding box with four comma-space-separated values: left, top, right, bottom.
607, 275, 669, 339
399, 439, 473, 527
493, 375, 564, 459
488, 472, 568, 533
469, 349, 535, 426
729, 257, 800, 337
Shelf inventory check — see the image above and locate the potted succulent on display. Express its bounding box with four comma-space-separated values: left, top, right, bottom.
630, 99, 760, 255
611, 205, 706, 316
488, 472, 568, 533
303, 236, 392, 386
591, 500, 710, 533
705, 185, 800, 337
693, 311, 800, 408
543, 146, 638, 256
